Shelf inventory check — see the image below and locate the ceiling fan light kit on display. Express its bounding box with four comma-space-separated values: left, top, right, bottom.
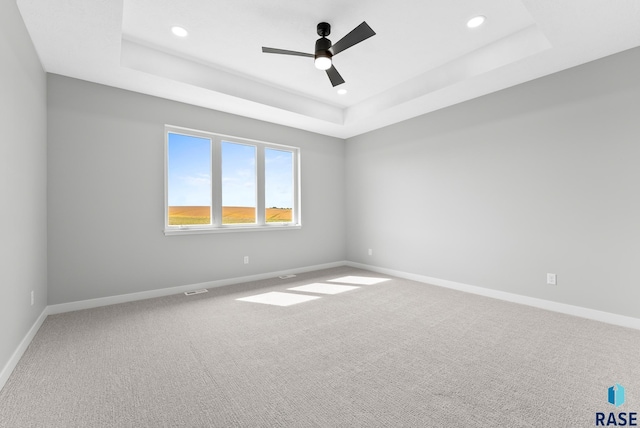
314, 55, 332, 70
262, 21, 376, 87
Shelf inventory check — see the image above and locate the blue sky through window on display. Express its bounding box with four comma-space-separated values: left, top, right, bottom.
265, 148, 293, 209
168, 133, 294, 209
167, 133, 211, 206
222, 141, 256, 207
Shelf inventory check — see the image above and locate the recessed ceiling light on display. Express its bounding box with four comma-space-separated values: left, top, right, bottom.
337, 89, 347, 95
467, 15, 486, 29
171, 26, 188, 37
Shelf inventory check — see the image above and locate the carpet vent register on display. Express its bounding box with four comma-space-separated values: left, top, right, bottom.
184, 289, 209, 296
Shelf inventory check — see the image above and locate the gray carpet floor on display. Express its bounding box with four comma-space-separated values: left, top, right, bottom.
1, 266, 639, 427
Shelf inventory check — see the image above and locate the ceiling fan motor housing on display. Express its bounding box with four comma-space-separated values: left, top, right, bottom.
315, 37, 332, 59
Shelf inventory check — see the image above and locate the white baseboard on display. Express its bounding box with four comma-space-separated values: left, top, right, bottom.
347, 261, 640, 330
0, 307, 49, 392
47, 261, 348, 315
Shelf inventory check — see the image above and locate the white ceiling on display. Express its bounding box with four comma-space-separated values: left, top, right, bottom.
16, 0, 640, 138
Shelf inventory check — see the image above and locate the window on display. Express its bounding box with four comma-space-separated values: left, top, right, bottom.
167, 133, 212, 226
165, 126, 300, 234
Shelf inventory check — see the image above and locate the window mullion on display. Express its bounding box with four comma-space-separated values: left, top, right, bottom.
256, 145, 266, 225
294, 148, 300, 225
212, 137, 222, 226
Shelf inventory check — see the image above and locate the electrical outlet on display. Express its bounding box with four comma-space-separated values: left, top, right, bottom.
368, 249, 373, 256
244, 256, 249, 264
30, 291, 34, 306
546, 273, 557, 285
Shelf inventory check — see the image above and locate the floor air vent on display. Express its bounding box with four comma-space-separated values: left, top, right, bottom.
184, 289, 208, 296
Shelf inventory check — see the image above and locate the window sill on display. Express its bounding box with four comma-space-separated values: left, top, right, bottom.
164, 224, 301, 236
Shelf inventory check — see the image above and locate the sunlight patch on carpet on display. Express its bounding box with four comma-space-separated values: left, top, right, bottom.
328, 276, 390, 285
288, 283, 360, 295
236, 292, 321, 306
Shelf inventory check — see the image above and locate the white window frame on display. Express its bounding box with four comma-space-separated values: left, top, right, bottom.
164, 125, 301, 235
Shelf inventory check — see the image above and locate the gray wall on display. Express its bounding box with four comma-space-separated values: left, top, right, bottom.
0, 1, 48, 371
47, 75, 346, 304
346, 47, 640, 319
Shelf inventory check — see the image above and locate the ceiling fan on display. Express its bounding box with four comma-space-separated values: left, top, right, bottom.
262, 21, 376, 87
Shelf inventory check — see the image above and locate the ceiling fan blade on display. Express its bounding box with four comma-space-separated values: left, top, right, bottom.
326, 65, 345, 87
262, 47, 314, 58
331, 21, 376, 56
